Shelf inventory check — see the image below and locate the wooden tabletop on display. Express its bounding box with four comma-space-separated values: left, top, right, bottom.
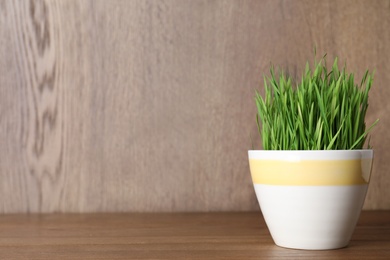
0, 211, 389, 259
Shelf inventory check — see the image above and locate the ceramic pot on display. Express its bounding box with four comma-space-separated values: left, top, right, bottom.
248, 150, 373, 250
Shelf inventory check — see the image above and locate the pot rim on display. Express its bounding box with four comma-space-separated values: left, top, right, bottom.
248, 149, 373, 160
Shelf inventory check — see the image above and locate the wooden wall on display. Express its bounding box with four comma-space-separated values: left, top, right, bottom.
0, 0, 389, 213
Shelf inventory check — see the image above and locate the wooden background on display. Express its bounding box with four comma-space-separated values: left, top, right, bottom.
0, 0, 389, 213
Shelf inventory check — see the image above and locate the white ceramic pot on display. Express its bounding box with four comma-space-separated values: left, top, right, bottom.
248, 150, 373, 250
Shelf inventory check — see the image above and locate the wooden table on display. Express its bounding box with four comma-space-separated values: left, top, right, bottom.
0, 211, 389, 259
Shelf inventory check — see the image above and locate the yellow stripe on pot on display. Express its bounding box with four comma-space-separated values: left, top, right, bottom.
249, 159, 372, 186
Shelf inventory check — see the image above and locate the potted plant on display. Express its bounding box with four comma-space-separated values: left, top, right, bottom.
249, 55, 378, 250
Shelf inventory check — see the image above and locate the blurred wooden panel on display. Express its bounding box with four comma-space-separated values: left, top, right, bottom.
0, 0, 389, 212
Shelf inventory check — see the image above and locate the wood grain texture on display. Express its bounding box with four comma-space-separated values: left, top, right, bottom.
0, 0, 389, 212
0, 211, 389, 259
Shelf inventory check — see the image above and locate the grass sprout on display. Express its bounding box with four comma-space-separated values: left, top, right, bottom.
255, 55, 378, 150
